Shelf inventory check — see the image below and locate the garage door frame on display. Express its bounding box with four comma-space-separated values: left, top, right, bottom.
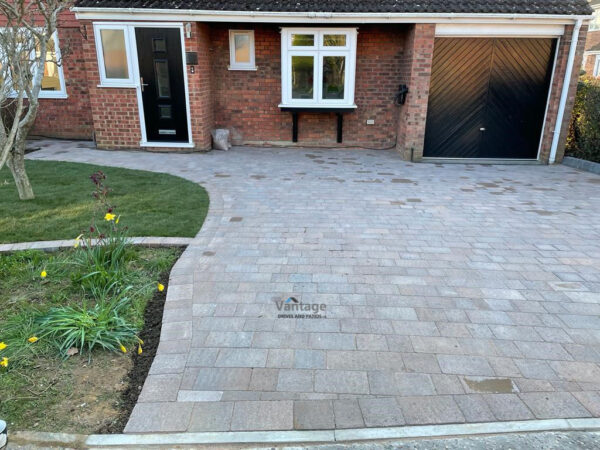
422, 24, 563, 162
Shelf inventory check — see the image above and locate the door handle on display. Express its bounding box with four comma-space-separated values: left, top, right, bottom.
140, 77, 149, 92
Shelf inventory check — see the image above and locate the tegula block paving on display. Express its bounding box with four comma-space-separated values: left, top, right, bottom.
27, 142, 600, 433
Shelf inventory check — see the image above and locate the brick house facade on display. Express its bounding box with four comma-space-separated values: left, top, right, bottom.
28, 1, 592, 163
583, 1, 600, 76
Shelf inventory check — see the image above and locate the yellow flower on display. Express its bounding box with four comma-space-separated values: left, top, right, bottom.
0, 357, 8, 367
40, 270, 47, 278
137, 337, 144, 345
28, 336, 39, 343
115, 216, 120, 224
157, 283, 165, 292
120, 344, 127, 354
104, 213, 116, 221
0, 342, 6, 351
137, 344, 143, 355
74, 234, 84, 248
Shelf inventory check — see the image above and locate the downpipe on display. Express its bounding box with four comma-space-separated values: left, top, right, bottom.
549, 18, 583, 164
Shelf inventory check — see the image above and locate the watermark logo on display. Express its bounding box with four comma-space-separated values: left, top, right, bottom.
276, 296, 326, 319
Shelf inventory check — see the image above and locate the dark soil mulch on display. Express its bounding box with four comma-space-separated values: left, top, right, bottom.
96, 260, 179, 433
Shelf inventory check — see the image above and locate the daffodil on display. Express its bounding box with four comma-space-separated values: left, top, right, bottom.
0, 357, 8, 367
104, 212, 116, 221
157, 283, 165, 292
137, 344, 143, 355
73, 233, 84, 248
28, 336, 39, 343
115, 216, 120, 224
40, 270, 47, 279
120, 344, 127, 354
0, 342, 6, 351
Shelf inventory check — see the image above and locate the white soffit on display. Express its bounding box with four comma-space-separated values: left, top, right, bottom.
436, 23, 565, 37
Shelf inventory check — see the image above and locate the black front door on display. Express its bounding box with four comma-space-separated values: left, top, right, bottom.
423, 38, 556, 159
136, 28, 189, 143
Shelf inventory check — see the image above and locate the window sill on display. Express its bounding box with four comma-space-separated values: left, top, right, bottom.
279, 104, 357, 111
8, 93, 68, 100
97, 84, 137, 89
228, 66, 258, 71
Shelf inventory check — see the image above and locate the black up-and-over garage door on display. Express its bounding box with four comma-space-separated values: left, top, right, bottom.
423, 38, 556, 159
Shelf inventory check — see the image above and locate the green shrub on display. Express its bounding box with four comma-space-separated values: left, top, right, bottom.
36, 284, 140, 356
566, 77, 600, 163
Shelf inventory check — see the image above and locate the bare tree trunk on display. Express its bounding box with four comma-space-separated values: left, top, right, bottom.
7, 138, 34, 200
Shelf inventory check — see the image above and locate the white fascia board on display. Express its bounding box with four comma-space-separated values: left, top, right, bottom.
436, 23, 566, 37
71, 8, 592, 25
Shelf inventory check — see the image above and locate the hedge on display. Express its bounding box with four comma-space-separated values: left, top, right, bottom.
566, 77, 600, 163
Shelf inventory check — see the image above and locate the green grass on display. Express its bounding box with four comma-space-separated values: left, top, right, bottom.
0, 247, 181, 432
0, 160, 209, 243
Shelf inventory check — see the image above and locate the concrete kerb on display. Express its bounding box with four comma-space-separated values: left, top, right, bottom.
8, 418, 600, 448
0, 237, 194, 253
562, 156, 600, 175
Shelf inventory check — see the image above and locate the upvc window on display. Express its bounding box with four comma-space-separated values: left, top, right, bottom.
0, 30, 67, 99
594, 55, 600, 78
229, 30, 256, 70
94, 23, 135, 87
280, 28, 357, 107
590, 11, 600, 31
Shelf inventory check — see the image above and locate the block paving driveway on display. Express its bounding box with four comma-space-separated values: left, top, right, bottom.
29, 141, 600, 433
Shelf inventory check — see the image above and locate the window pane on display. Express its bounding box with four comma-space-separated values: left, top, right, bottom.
291, 34, 314, 46
322, 56, 345, 100
38, 35, 60, 91
323, 34, 346, 47
234, 33, 251, 63
154, 60, 171, 98
152, 38, 166, 53
291, 55, 314, 99
100, 29, 128, 79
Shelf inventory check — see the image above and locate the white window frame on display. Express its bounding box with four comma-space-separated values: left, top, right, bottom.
1, 30, 67, 99
280, 28, 357, 108
93, 23, 136, 87
228, 30, 256, 70
594, 55, 600, 78
590, 10, 600, 32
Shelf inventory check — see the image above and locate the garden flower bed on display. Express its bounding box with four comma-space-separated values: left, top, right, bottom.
0, 246, 181, 432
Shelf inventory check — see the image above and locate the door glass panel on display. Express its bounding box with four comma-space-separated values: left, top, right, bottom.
152, 38, 166, 53
291, 55, 314, 99
159, 105, 172, 119
234, 33, 251, 63
154, 60, 171, 98
323, 34, 346, 47
322, 56, 345, 100
100, 29, 128, 79
291, 34, 314, 47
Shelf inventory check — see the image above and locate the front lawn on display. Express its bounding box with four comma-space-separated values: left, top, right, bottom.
0, 160, 209, 244
0, 247, 181, 432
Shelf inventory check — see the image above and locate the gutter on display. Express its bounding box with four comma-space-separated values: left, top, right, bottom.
549, 18, 583, 164
70, 8, 593, 24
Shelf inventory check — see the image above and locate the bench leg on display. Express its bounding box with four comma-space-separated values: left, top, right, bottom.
336, 113, 343, 143
292, 112, 298, 143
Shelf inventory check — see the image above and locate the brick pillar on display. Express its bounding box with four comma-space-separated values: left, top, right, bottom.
186, 23, 214, 150
396, 24, 435, 161
539, 24, 588, 163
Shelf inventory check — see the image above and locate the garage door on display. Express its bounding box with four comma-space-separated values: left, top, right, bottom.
423, 38, 556, 159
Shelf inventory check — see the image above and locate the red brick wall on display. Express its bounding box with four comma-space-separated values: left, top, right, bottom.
395, 24, 435, 160
539, 24, 588, 163
211, 23, 407, 148
583, 29, 600, 75
31, 24, 94, 140
80, 20, 142, 149
5, 11, 95, 140
187, 23, 213, 150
